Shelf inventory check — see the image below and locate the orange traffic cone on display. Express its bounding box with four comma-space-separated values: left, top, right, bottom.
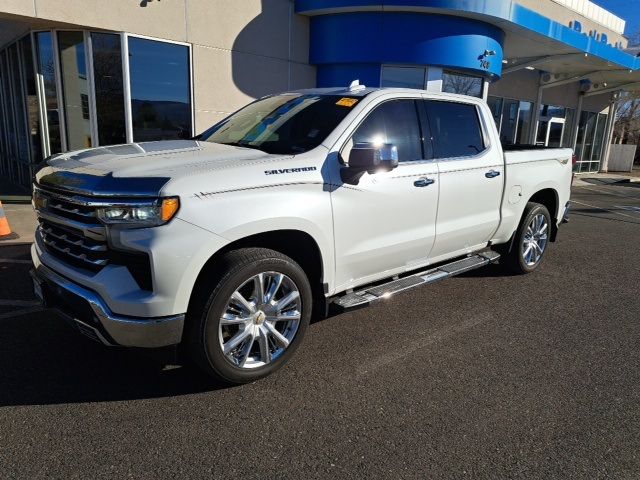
0, 200, 18, 240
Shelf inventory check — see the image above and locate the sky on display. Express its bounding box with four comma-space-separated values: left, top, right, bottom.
594, 0, 640, 39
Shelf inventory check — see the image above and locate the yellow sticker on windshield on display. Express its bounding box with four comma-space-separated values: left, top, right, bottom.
336, 98, 359, 107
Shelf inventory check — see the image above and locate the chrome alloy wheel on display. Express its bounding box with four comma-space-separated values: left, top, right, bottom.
522, 213, 549, 266
219, 271, 301, 369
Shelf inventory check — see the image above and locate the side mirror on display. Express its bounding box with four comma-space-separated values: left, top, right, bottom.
348, 142, 399, 173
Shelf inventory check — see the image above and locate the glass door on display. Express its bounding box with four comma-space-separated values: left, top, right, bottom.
537, 117, 565, 147
546, 118, 565, 147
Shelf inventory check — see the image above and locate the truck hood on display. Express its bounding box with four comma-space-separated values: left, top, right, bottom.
36, 140, 292, 196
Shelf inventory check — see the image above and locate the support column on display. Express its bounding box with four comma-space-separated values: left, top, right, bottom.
529, 82, 543, 144
481, 79, 489, 101
571, 94, 584, 150
599, 93, 619, 173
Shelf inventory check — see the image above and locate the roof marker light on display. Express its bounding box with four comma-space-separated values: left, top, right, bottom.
349, 80, 366, 92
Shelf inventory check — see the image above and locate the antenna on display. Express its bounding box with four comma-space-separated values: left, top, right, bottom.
349, 80, 366, 92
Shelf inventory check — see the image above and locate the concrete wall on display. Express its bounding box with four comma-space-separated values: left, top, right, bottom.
607, 144, 637, 172
490, 69, 611, 114
0, 0, 316, 133
490, 69, 539, 102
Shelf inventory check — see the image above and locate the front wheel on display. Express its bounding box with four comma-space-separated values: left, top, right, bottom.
501, 202, 551, 275
187, 248, 312, 385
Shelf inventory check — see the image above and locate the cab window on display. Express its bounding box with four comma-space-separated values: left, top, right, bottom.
344, 100, 425, 163
424, 100, 486, 159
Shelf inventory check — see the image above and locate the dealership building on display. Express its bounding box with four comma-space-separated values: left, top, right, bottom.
1, 0, 639, 192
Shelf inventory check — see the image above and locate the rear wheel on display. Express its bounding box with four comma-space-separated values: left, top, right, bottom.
187, 248, 312, 384
501, 202, 551, 275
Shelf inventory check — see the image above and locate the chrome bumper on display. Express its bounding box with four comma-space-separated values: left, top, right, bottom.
30, 263, 184, 348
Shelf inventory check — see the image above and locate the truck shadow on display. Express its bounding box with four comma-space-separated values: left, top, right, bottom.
0, 310, 228, 407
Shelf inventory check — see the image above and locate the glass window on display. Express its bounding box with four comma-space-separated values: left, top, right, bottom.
500, 99, 519, 145
58, 31, 92, 150
91, 33, 126, 146
35, 31, 62, 154
8, 43, 30, 163
201, 94, 358, 155
128, 37, 192, 142
515, 101, 533, 145
442, 71, 483, 98
0, 51, 13, 164
591, 113, 607, 163
348, 100, 424, 162
1, 50, 17, 162
581, 112, 597, 161
381, 66, 426, 89
426, 100, 484, 158
487, 96, 503, 131
547, 121, 564, 147
562, 108, 575, 148
540, 104, 566, 118
19, 36, 42, 163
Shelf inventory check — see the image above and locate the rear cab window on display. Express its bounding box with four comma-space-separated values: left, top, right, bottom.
424, 101, 486, 159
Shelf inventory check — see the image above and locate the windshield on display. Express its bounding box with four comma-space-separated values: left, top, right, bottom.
198, 94, 362, 155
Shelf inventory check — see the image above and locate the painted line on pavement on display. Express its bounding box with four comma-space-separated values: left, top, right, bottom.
578, 185, 640, 201
572, 200, 637, 219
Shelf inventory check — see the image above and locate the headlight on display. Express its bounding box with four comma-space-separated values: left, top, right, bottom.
96, 197, 180, 227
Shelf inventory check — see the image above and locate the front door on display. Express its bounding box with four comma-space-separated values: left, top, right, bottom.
330, 98, 439, 291
425, 99, 503, 260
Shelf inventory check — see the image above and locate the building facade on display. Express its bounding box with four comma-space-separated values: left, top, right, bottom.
1, 0, 639, 192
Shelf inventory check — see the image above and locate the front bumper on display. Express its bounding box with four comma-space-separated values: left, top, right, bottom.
31, 263, 184, 348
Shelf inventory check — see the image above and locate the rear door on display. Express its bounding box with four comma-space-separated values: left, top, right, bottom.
424, 98, 503, 260
330, 97, 439, 291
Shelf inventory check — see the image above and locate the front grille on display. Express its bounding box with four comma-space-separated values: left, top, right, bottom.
39, 220, 108, 272
34, 184, 153, 290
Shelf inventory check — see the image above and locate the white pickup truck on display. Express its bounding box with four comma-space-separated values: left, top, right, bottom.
31, 86, 572, 384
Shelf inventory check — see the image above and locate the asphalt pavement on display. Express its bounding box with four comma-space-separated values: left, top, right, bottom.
1, 183, 639, 479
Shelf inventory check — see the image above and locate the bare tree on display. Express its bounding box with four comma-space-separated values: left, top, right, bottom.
613, 92, 640, 163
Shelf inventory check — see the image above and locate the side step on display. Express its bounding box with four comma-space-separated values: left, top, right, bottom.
332, 250, 500, 311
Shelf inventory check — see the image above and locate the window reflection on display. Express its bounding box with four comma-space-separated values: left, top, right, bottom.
91, 33, 126, 145
1, 49, 17, 162
128, 37, 192, 142
35, 32, 62, 154
381, 66, 426, 89
20, 37, 42, 162
349, 100, 424, 162
58, 31, 92, 150
515, 101, 533, 144
442, 70, 483, 98
8, 44, 30, 162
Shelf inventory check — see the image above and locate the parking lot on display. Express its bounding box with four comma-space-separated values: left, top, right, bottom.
1, 182, 639, 479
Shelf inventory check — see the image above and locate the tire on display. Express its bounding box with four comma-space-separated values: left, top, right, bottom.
501, 202, 551, 275
186, 248, 312, 385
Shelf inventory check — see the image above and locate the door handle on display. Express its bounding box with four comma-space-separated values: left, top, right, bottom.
414, 177, 435, 187
485, 170, 501, 178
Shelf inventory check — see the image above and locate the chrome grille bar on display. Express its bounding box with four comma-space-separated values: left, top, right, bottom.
42, 236, 109, 267
40, 224, 107, 252
47, 201, 96, 218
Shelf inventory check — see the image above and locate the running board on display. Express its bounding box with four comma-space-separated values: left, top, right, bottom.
332, 251, 500, 311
